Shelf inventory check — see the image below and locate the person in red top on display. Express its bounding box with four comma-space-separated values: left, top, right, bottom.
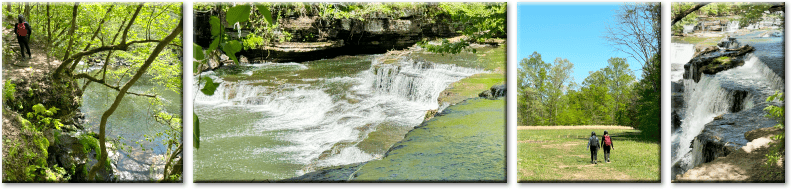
13, 14, 32, 59
601, 130, 615, 163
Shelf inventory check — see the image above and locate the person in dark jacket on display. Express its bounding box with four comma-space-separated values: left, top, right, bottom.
14, 14, 32, 59
586, 131, 600, 164
601, 130, 615, 163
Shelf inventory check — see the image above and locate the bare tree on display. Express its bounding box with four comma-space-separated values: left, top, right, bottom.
603, 2, 660, 68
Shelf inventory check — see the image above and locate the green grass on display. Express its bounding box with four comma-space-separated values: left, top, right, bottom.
438, 73, 504, 105
517, 128, 659, 182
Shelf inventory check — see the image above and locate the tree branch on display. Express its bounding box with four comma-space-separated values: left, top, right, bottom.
88, 18, 183, 181
672, 3, 710, 26
74, 73, 158, 98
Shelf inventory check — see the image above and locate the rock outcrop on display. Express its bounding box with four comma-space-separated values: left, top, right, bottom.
684, 37, 756, 83
195, 8, 460, 63
675, 126, 784, 182
479, 84, 506, 99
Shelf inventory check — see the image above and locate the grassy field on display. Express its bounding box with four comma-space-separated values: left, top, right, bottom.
517, 127, 659, 182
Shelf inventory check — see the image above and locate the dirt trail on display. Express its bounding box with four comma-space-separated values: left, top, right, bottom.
3, 28, 61, 83
517, 125, 633, 130
551, 143, 633, 181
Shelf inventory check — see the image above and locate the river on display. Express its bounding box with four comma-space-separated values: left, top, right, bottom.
193, 46, 503, 181
79, 69, 183, 182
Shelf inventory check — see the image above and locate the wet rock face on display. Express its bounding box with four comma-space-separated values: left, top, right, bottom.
691, 103, 779, 166
671, 81, 684, 131
684, 38, 756, 83
195, 10, 460, 63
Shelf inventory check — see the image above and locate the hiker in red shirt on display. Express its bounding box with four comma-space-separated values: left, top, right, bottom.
601, 130, 614, 163
13, 14, 32, 59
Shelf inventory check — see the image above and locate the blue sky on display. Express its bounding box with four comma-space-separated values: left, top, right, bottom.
517, 3, 642, 85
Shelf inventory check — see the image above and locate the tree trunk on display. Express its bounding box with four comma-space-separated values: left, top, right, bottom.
46, 3, 51, 63
88, 18, 183, 181
70, 5, 115, 72
62, 3, 79, 61
23, 3, 29, 22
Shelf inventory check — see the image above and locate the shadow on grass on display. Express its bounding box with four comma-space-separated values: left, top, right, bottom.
573, 130, 660, 144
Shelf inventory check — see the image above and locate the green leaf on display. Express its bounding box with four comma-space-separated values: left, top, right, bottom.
208, 38, 220, 54
222, 40, 243, 64
256, 5, 275, 25
193, 61, 201, 73
226, 5, 251, 25
209, 16, 223, 37
193, 113, 200, 149
200, 76, 219, 96
32, 104, 46, 114
193, 43, 205, 60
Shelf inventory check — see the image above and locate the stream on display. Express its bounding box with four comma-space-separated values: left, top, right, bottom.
193, 46, 502, 181
79, 70, 182, 182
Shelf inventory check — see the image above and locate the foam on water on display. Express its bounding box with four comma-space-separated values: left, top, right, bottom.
195, 55, 485, 176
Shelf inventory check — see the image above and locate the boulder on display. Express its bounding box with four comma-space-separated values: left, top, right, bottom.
478, 84, 506, 99
684, 42, 755, 82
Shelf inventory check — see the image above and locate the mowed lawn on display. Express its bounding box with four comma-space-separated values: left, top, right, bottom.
517, 128, 659, 182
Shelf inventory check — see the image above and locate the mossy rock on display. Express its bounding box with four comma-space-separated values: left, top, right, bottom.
351, 98, 505, 182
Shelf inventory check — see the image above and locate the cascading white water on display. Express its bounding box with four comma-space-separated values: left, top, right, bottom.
194, 56, 485, 177
744, 53, 784, 90
672, 46, 784, 178
672, 76, 734, 171
671, 43, 695, 82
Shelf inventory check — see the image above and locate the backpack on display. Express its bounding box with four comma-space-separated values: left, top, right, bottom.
589, 136, 599, 149
17, 22, 27, 37
604, 135, 612, 146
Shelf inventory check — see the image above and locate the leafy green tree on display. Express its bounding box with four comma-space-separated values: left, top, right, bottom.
517, 52, 573, 126
4, 2, 184, 181
631, 54, 661, 139
420, 2, 506, 54
603, 57, 636, 125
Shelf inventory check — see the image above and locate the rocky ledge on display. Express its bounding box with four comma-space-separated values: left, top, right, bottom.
675, 126, 784, 182
684, 37, 755, 83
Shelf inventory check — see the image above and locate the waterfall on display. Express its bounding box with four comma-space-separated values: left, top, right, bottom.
368, 58, 485, 109
671, 43, 695, 82
194, 55, 485, 175
672, 76, 735, 173
672, 43, 784, 178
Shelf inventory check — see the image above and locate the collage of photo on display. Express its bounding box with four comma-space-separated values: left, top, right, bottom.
0, 1, 786, 186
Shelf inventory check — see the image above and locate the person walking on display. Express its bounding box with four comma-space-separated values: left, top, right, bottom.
587, 131, 600, 164
14, 14, 32, 59
601, 130, 614, 163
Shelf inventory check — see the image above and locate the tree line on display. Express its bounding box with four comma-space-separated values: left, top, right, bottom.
518, 3, 660, 138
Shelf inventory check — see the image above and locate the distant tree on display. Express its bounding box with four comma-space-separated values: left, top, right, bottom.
517, 52, 573, 126
631, 54, 661, 139
603, 57, 636, 125
579, 70, 613, 125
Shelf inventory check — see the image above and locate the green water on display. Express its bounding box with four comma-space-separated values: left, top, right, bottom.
352, 98, 506, 182
79, 72, 182, 181
193, 46, 504, 181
